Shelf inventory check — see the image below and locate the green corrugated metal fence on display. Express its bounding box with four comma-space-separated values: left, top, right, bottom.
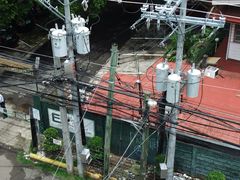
33, 96, 240, 179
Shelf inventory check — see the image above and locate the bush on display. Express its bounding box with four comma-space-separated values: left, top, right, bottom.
207, 170, 226, 180
43, 127, 62, 155
155, 154, 165, 164
155, 154, 165, 174
87, 136, 103, 160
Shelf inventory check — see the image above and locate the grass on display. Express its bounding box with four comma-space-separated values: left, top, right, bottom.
16, 152, 86, 180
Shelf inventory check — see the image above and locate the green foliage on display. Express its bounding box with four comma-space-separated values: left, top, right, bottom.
155, 154, 165, 174
155, 154, 165, 164
43, 127, 61, 154
164, 27, 226, 64
87, 136, 104, 160
50, 0, 106, 19
88, 0, 106, 17
0, 0, 33, 27
207, 170, 226, 180
130, 163, 140, 175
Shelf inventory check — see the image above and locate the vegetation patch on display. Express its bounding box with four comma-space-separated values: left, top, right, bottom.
164, 27, 226, 64
17, 151, 85, 180
207, 170, 226, 180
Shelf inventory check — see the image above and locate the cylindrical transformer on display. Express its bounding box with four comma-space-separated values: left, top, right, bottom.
166, 73, 181, 104
51, 29, 67, 57
187, 68, 201, 98
71, 16, 85, 29
64, 59, 75, 77
156, 62, 169, 91
75, 26, 90, 54
71, 16, 86, 49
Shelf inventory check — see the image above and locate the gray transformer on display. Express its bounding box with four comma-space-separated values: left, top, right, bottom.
187, 68, 201, 98
156, 62, 169, 91
166, 73, 181, 104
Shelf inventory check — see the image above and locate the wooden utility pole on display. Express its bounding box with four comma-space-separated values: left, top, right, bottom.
140, 95, 150, 180
103, 44, 118, 178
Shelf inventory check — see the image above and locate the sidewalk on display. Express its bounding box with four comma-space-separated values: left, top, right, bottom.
0, 117, 31, 152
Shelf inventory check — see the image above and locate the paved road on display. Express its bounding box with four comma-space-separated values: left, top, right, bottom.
0, 147, 59, 180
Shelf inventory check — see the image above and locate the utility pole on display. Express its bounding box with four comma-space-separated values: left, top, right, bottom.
54, 56, 74, 173
158, 91, 167, 154
38, 0, 86, 176
103, 44, 118, 178
29, 107, 38, 150
129, 1, 225, 179
140, 95, 150, 180
166, 1, 186, 179
63, 0, 84, 176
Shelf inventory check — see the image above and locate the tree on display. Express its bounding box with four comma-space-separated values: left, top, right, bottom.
0, 0, 33, 27
50, 0, 106, 19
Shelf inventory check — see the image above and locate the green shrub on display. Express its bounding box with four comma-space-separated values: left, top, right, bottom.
155, 154, 165, 164
207, 170, 226, 180
155, 154, 165, 174
43, 127, 61, 155
87, 136, 103, 160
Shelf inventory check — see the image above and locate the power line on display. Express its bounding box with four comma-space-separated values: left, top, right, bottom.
107, 0, 240, 21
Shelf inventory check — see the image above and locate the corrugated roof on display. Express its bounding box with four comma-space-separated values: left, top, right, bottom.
85, 58, 240, 146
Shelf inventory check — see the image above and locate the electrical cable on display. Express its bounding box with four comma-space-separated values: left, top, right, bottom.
1, 71, 239, 131
51, 82, 100, 180
107, 0, 240, 22
104, 120, 167, 179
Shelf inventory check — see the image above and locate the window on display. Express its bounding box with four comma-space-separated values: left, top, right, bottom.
234, 24, 240, 43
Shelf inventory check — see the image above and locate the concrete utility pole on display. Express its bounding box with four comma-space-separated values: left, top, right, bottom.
158, 91, 167, 154
37, 0, 85, 176
54, 56, 74, 173
103, 44, 118, 178
166, 1, 187, 179
140, 96, 150, 180
29, 107, 38, 150
129, 1, 225, 179
63, 0, 84, 176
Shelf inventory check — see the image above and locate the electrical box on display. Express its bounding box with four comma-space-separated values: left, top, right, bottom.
159, 163, 167, 179
64, 59, 75, 77
204, 66, 219, 78
80, 148, 92, 164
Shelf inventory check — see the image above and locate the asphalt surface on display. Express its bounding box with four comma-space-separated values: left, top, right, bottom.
0, 147, 59, 180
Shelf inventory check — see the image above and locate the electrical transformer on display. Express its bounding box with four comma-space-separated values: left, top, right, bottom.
156, 62, 169, 91
71, 15, 86, 29
166, 73, 181, 103
187, 68, 201, 98
50, 25, 67, 57
74, 26, 90, 54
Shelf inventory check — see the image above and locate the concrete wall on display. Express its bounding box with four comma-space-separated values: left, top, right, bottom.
227, 23, 240, 60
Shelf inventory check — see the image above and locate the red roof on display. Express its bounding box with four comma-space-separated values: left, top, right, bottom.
86, 58, 240, 146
